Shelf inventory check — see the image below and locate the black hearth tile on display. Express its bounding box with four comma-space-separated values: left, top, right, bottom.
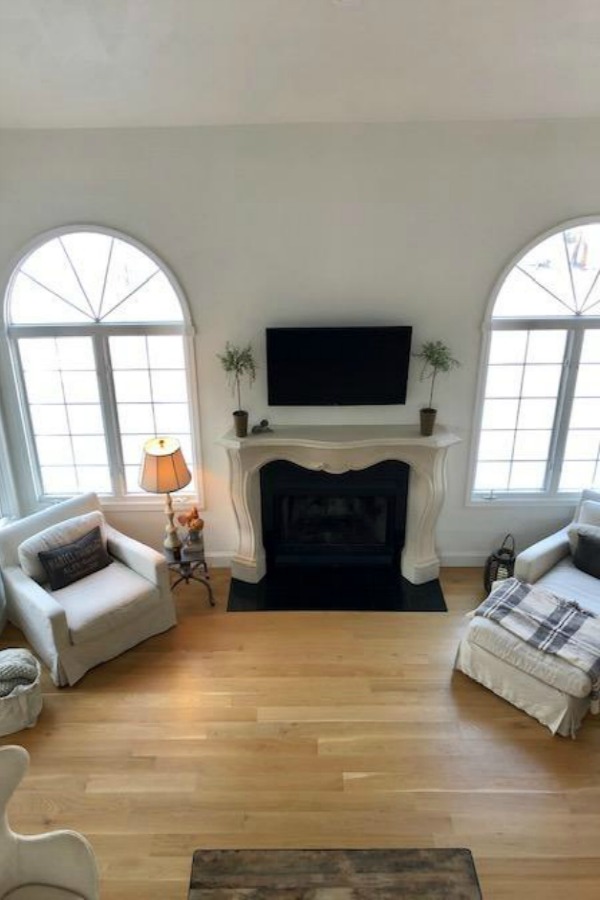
228, 569, 446, 613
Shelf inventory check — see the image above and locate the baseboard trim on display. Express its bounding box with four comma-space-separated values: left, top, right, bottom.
439, 552, 486, 567
206, 551, 233, 568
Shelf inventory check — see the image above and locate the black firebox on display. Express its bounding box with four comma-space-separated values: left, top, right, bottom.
260, 460, 409, 572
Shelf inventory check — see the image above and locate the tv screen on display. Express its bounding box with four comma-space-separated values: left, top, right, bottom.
266, 326, 413, 406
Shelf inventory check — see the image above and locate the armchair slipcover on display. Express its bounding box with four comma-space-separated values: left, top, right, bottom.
0, 493, 176, 686
0, 745, 99, 899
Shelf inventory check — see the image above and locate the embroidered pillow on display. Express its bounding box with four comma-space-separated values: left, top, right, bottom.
38, 526, 112, 591
18, 510, 107, 584
573, 531, 600, 580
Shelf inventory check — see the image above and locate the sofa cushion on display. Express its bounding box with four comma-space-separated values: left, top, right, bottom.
579, 499, 600, 527
50, 559, 160, 645
573, 531, 600, 580
38, 526, 112, 591
537, 557, 600, 616
18, 511, 107, 584
567, 522, 600, 555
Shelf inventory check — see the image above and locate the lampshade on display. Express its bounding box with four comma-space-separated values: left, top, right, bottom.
139, 437, 191, 495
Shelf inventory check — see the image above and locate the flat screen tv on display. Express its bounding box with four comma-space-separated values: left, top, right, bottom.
266, 326, 413, 406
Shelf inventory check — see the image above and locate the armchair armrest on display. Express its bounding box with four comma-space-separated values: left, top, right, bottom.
105, 524, 170, 593
514, 526, 570, 584
2, 566, 70, 648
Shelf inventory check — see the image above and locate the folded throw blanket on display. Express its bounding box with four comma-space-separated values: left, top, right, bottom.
0, 649, 39, 698
476, 578, 600, 713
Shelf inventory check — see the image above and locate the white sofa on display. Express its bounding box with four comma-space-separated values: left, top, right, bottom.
514, 488, 600, 612
0, 493, 176, 687
456, 489, 600, 736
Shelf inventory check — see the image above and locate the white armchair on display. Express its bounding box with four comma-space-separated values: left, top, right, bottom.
0, 745, 99, 900
514, 488, 600, 614
0, 493, 176, 686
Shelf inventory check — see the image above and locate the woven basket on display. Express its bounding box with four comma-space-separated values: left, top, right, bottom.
0, 650, 42, 737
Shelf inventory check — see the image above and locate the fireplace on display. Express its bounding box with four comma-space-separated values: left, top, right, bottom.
219, 424, 460, 610
261, 460, 409, 572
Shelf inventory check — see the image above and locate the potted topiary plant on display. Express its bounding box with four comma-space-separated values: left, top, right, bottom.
414, 340, 460, 436
218, 342, 257, 437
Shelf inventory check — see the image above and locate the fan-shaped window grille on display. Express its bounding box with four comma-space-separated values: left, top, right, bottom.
472, 221, 600, 500
5, 228, 199, 502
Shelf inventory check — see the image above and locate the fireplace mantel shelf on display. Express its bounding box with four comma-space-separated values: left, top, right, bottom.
219, 424, 460, 586
220, 423, 459, 451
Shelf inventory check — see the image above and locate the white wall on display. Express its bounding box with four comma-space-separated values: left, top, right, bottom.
1, 120, 598, 564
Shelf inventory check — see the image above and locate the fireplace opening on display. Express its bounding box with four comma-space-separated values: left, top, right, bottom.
261, 460, 408, 572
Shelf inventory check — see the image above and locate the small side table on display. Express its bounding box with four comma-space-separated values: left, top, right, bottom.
164, 542, 215, 606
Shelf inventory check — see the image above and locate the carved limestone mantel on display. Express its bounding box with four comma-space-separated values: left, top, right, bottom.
219, 424, 460, 586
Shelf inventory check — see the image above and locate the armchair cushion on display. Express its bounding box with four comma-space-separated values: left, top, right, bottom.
52, 560, 161, 645
37, 527, 112, 591
18, 512, 107, 584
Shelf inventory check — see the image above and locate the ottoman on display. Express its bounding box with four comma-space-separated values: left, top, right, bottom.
455, 615, 591, 737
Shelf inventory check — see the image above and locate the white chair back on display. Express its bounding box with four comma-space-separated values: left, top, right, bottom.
0, 493, 101, 570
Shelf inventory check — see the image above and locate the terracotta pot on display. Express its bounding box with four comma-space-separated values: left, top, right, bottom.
233, 410, 248, 437
420, 408, 437, 436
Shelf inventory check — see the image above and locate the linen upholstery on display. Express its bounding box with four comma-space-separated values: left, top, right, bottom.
567, 522, 600, 555
514, 489, 600, 604
0, 493, 176, 686
465, 615, 591, 697
17, 511, 106, 584
579, 499, 600, 526
457, 489, 600, 737
53, 560, 160, 645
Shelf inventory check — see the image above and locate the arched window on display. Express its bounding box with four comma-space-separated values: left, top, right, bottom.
472, 220, 600, 500
5, 227, 199, 502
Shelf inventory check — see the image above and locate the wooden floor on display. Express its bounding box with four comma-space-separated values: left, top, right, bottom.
2, 568, 600, 899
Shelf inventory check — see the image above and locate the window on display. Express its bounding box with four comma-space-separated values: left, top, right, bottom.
471, 220, 600, 500
5, 227, 199, 503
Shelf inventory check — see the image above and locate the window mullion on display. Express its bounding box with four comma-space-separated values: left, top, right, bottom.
547, 329, 583, 494
93, 334, 125, 498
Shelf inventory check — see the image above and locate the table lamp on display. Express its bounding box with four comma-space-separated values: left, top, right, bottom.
139, 436, 191, 555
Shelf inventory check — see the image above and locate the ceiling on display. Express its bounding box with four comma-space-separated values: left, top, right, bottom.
1, 0, 600, 129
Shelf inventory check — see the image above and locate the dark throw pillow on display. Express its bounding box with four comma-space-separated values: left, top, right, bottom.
573, 531, 600, 580
38, 526, 112, 591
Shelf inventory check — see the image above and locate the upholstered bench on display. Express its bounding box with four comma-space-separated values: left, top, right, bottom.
455, 611, 592, 737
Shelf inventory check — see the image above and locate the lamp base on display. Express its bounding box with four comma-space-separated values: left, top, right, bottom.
163, 492, 182, 556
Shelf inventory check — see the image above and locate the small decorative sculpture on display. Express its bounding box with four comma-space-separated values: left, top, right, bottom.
251, 419, 273, 434
177, 505, 205, 546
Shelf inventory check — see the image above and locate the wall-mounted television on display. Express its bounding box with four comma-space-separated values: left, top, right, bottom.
266, 325, 413, 406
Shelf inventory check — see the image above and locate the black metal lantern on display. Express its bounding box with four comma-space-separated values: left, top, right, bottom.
484, 534, 516, 594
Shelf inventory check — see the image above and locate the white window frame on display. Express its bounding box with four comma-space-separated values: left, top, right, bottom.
468, 216, 600, 506
0, 404, 19, 523
3, 225, 203, 512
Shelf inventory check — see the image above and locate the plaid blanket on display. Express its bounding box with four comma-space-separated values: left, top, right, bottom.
476, 578, 600, 713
